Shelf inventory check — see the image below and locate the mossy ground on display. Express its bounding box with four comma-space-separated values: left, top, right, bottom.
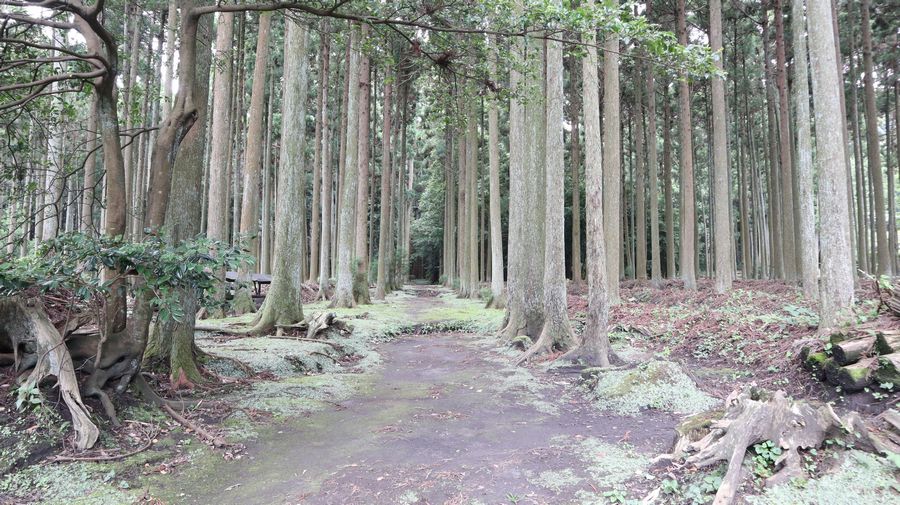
2, 282, 895, 504
587, 360, 719, 416
746, 450, 899, 505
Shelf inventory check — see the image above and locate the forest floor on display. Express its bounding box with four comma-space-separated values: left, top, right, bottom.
0, 283, 898, 504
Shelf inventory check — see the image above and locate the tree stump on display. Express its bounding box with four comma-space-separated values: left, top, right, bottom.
672, 386, 884, 505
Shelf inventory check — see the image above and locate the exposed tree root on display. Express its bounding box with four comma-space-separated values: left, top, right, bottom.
653, 386, 889, 505
515, 317, 575, 366
0, 297, 99, 449
498, 307, 527, 342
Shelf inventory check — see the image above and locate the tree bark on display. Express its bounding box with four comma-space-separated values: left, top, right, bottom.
309, 27, 327, 283
332, 25, 361, 308
710, 0, 732, 293
375, 77, 393, 299
792, 0, 819, 299
566, 0, 610, 366
520, 20, 575, 362
663, 88, 676, 279
808, 0, 855, 329
774, 0, 798, 280
145, 6, 212, 387
233, 12, 273, 314
487, 37, 506, 306
603, 0, 622, 302
354, 28, 372, 304
646, 9, 661, 286
861, 0, 891, 276
677, 0, 697, 289
247, 20, 309, 333
317, 29, 333, 298
203, 12, 233, 318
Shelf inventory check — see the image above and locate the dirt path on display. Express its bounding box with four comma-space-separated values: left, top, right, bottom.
157, 287, 679, 504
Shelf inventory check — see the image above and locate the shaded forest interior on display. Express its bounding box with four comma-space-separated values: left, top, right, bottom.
0, 0, 899, 504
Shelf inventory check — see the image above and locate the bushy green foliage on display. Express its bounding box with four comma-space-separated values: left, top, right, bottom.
0, 232, 250, 322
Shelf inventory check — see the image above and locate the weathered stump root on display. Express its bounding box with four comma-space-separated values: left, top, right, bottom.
0, 297, 99, 450
658, 386, 887, 505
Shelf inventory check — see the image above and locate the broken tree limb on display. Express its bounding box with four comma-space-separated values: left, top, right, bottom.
0, 297, 99, 450
162, 404, 227, 448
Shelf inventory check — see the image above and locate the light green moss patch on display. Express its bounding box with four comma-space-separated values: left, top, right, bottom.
235, 373, 362, 419
200, 337, 339, 378
398, 490, 421, 504
533, 468, 583, 492
0, 461, 139, 505
589, 360, 718, 416
545, 435, 651, 502
746, 450, 900, 505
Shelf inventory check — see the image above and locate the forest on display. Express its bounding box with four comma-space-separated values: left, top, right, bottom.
0, 0, 898, 503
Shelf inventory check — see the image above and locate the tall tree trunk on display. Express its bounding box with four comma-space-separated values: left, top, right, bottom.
230, 16, 246, 246
309, 28, 327, 283
677, 0, 697, 289
375, 78, 393, 299
122, 7, 141, 238
634, 58, 647, 282
710, 0, 732, 293
762, 10, 784, 278
354, 28, 372, 304
465, 102, 478, 297
793, 0, 819, 299
233, 12, 273, 314
145, 7, 213, 387
566, 0, 611, 366
808, 0, 854, 328
487, 37, 506, 307
501, 1, 545, 340
521, 21, 575, 362
81, 97, 99, 235
162, 0, 177, 115
332, 25, 361, 308
774, 0, 798, 280
317, 30, 333, 298
848, 19, 869, 274
603, 0, 621, 302
646, 5, 661, 286
663, 89, 676, 279
247, 19, 309, 333
861, 0, 891, 275
568, 57, 584, 287
335, 43, 351, 260
204, 12, 233, 318
260, 69, 275, 275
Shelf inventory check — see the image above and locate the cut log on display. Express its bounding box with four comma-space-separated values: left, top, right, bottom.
873, 354, 900, 385
825, 357, 876, 392
874, 330, 900, 355
802, 351, 831, 380
831, 335, 876, 365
